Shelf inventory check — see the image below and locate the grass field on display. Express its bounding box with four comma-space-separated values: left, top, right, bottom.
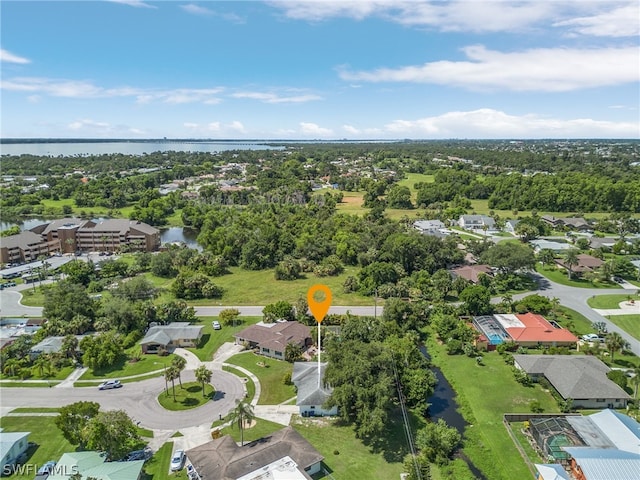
0, 416, 75, 480
158, 381, 215, 410
182, 267, 373, 306
587, 294, 640, 309
225, 352, 296, 405
218, 418, 285, 445
536, 264, 617, 289
425, 336, 558, 480
605, 315, 640, 341
78, 348, 176, 380
188, 316, 261, 361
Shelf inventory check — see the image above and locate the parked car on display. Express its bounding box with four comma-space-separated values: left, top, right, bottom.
98, 379, 122, 390
170, 450, 185, 471
581, 333, 603, 342
124, 448, 152, 462
212, 320, 221, 330
36, 461, 57, 476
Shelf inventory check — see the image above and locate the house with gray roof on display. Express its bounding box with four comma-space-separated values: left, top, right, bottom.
292, 362, 337, 417
458, 215, 496, 232
0, 230, 60, 264
513, 355, 630, 409
186, 426, 324, 480
413, 220, 449, 237
30, 335, 86, 357
140, 322, 203, 353
529, 239, 574, 254
0, 431, 30, 472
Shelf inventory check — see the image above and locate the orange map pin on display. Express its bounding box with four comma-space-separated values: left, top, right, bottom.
307, 284, 332, 323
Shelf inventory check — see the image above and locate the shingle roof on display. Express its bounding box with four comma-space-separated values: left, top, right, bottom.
0, 231, 44, 249
186, 426, 323, 480
234, 322, 310, 353
450, 264, 492, 283
292, 362, 333, 407
513, 355, 630, 401
139, 322, 202, 346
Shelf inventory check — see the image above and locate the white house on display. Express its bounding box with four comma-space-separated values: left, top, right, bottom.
292, 362, 338, 417
458, 215, 496, 232
1, 431, 30, 472
413, 220, 446, 236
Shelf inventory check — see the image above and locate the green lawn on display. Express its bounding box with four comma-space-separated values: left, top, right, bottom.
225, 352, 296, 405
0, 365, 74, 382
185, 267, 373, 306
144, 442, 188, 480
587, 293, 640, 309
158, 381, 215, 410
606, 315, 640, 342
188, 317, 261, 361
222, 365, 256, 403
17, 287, 47, 306
78, 348, 176, 380
536, 264, 617, 289
425, 336, 558, 480
218, 418, 284, 445
291, 414, 415, 480
0, 416, 75, 480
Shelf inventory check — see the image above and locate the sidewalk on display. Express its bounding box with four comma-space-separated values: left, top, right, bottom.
55, 366, 89, 388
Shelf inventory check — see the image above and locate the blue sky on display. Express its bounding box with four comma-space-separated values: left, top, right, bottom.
1, 0, 639, 139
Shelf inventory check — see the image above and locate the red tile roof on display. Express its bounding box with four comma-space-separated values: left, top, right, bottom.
506, 312, 578, 343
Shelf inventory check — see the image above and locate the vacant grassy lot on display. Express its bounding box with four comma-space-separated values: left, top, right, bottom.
188, 316, 261, 361
0, 416, 75, 480
225, 352, 296, 405
536, 264, 617, 289
426, 336, 558, 480
587, 294, 640, 309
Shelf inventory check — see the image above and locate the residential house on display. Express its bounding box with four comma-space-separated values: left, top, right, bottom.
292, 362, 337, 417
530, 239, 574, 254
589, 237, 618, 250
30, 335, 85, 357
234, 321, 311, 360
0, 431, 30, 471
533, 409, 640, 480
554, 254, 604, 277
513, 355, 630, 409
504, 219, 520, 234
139, 322, 203, 353
450, 264, 493, 284
458, 215, 496, 232
541, 216, 591, 231
413, 220, 448, 237
47, 451, 144, 480
186, 426, 324, 480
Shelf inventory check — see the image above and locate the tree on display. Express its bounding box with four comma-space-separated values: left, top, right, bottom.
262, 301, 295, 323
459, 285, 492, 315
386, 184, 413, 209
172, 356, 187, 388
630, 366, 640, 400
84, 410, 141, 461
415, 419, 462, 465
605, 332, 629, 362
284, 343, 303, 363
165, 365, 180, 401
537, 249, 556, 268
150, 252, 177, 277
195, 365, 212, 397
480, 242, 535, 275
43, 281, 95, 325
592, 321, 608, 335
55, 401, 100, 448
80, 332, 124, 371
61, 334, 79, 360
229, 399, 255, 446
564, 249, 580, 280
219, 308, 240, 327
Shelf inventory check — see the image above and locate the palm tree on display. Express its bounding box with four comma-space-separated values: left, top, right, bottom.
564, 249, 580, 280
164, 365, 180, 401
195, 365, 212, 398
229, 399, 255, 446
501, 293, 513, 313
630, 366, 640, 400
171, 356, 187, 388
605, 332, 629, 363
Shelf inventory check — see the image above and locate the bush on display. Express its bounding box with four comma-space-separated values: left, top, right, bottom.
282, 372, 292, 385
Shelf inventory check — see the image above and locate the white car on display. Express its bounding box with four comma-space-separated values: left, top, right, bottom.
98, 379, 122, 390
212, 321, 221, 330
170, 450, 185, 471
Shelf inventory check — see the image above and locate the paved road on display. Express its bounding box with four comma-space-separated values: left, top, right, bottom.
193, 305, 382, 317
0, 369, 245, 430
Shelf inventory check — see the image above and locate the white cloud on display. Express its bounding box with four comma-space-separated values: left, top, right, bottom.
228, 121, 246, 133
379, 108, 639, 138
184, 121, 247, 135
68, 119, 111, 130
1, 49, 31, 64
554, 2, 639, 37
108, 0, 157, 8
231, 91, 322, 103
181, 4, 214, 16
339, 45, 639, 92
299, 122, 334, 137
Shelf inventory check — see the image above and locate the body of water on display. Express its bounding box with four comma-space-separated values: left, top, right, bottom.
0, 140, 284, 157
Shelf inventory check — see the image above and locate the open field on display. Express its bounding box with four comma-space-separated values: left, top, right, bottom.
225, 352, 295, 405
425, 335, 558, 480
78, 347, 177, 380
536, 264, 617, 289
605, 315, 640, 341
587, 294, 640, 309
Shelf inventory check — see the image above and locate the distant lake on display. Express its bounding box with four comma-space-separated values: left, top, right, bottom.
0, 140, 284, 156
